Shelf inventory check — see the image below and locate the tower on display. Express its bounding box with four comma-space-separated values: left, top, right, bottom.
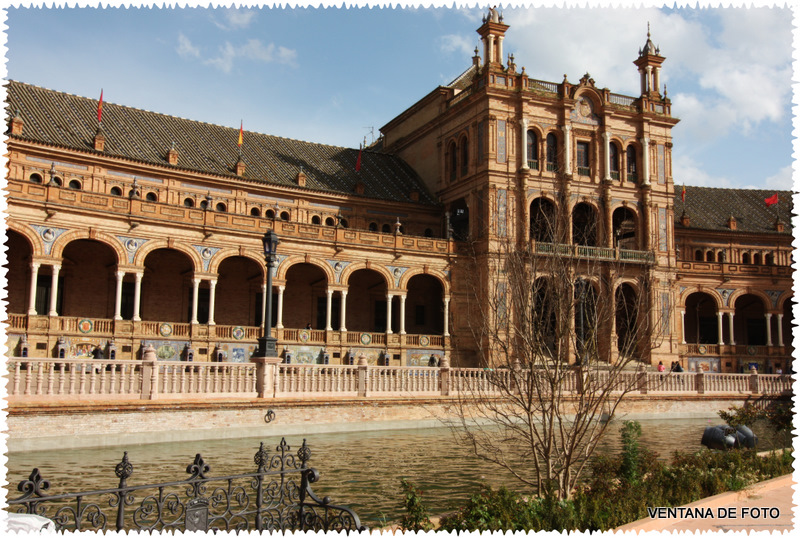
633, 24, 665, 97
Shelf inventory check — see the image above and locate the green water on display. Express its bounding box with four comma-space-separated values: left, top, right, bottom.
4, 418, 788, 527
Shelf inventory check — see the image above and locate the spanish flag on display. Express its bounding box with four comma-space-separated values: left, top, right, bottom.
237, 121, 243, 147
765, 193, 779, 207
97, 89, 104, 123
355, 144, 362, 172
681, 184, 686, 202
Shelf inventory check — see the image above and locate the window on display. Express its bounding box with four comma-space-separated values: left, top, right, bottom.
717, 251, 726, 263
280, 211, 290, 221
325, 217, 335, 226
382, 223, 391, 233
265, 209, 275, 219
460, 136, 469, 177
199, 199, 209, 210
577, 142, 590, 176
546, 133, 558, 171
311, 215, 321, 225
706, 251, 714, 262
146, 192, 158, 202
742, 252, 751, 264
110, 187, 123, 196
626, 146, 638, 182
68, 180, 82, 190
215, 202, 227, 212
527, 130, 539, 169
29, 173, 43, 183
609, 143, 620, 180
695, 250, 703, 261
369, 222, 378, 232
339, 218, 349, 228
753, 253, 762, 265
184, 197, 194, 207
250, 207, 261, 217
448, 141, 457, 182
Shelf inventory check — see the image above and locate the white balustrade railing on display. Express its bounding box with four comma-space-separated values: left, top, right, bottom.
6, 358, 792, 402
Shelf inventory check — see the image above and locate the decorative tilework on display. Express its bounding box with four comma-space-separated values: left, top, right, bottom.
406, 349, 445, 367
765, 290, 782, 308
496, 189, 508, 237
658, 208, 667, 251
327, 259, 351, 284
118, 235, 149, 263
32, 225, 67, 255
716, 288, 735, 307
497, 120, 506, 163
657, 144, 666, 184
387, 266, 409, 287
193, 245, 220, 272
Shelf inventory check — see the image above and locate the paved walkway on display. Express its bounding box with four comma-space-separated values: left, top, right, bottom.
615, 474, 795, 533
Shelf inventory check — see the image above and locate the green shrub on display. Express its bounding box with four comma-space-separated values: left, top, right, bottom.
398, 478, 434, 531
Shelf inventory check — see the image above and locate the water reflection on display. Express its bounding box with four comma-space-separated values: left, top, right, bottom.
5, 418, 787, 527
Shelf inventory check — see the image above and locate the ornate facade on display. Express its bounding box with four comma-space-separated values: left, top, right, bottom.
4, 11, 793, 372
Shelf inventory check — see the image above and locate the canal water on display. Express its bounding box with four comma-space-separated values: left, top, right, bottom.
4, 418, 788, 527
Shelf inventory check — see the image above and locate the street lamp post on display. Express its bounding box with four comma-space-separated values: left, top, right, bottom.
259, 230, 280, 358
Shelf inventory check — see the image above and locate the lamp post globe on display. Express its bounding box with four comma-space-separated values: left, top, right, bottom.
259, 231, 280, 358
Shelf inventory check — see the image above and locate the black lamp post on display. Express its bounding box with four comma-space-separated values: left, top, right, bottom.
259, 230, 280, 357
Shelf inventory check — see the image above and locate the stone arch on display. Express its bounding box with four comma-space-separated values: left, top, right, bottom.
340, 262, 393, 290
5, 221, 44, 257
49, 229, 126, 264
572, 88, 604, 111
727, 288, 772, 311
207, 248, 267, 277
276, 256, 335, 284
679, 286, 724, 310
397, 267, 450, 295
133, 239, 203, 272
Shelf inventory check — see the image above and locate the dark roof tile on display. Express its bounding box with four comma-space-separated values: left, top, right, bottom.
675, 185, 793, 234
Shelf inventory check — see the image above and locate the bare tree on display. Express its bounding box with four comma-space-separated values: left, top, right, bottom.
449, 210, 669, 501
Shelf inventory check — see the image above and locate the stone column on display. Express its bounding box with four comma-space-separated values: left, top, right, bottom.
520, 118, 529, 169
48, 264, 61, 316
385, 293, 394, 335
114, 271, 125, 320
717, 312, 724, 346
191, 277, 200, 324
680, 309, 686, 344
602, 131, 611, 181
260, 283, 268, 328
276, 285, 285, 329
27, 262, 40, 315
399, 294, 407, 335
641, 137, 650, 185
563, 125, 572, 175
325, 288, 334, 331
728, 312, 736, 345
132, 272, 143, 321
645, 66, 653, 92
443, 297, 450, 337
339, 290, 348, 332
765, 313, 773, 346
208, 279, 217, 325
776, 313, 784, 347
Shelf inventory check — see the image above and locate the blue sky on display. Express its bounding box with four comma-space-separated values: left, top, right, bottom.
3, 2, 794, 191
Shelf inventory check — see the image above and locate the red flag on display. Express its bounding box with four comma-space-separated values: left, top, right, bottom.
355, 144, 362, 172
97, 89, 103, 123
237, 121, 243, 147
765, 193, 779, 207
681, 185, 686, 202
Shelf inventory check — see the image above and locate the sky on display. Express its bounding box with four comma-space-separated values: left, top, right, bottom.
2, 1, 795, 191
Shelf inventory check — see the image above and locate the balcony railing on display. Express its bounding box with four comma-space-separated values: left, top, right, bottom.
532, 241, 655, 264
577, 166, 591, 177
527, 159, 539, 170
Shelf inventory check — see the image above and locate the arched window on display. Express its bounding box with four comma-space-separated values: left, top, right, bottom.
369, 222, 378, 232
265, 209, 275, 219
742, 252, 751, 264
146, 192, 158, 202
546, 133, 558, 171
52, 176, 63, 186
382, 223, 391, 233
626, 146, 638, 182
460, 136, 469, 177
717, 251, 726, 263
753, 253, 762, 265
184, 198, 194, 208
110, 187, 123, 196
29, 173, 43, 183
216, 202, 227, 212
325, 217, 336, 226
311, 215, 321, 225
68, 180, 82, 190
339, 218, 349, 228
527, 130, 539, 169
199, 199, 209, 210
448, 141, 457, 182
706, 250, 714, 262
250, 207, 261, 217
609, 143, 620, 180
766, 253, 775, 265
280, 211, 290, 221
695, 250, 703, 261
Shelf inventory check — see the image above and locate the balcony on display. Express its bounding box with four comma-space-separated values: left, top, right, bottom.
531, 241, 655, 264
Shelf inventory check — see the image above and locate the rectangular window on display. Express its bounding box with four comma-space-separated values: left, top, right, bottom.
577, 141, 590, 176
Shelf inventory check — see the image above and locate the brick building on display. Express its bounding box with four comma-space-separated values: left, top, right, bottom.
4, 10, 793, 372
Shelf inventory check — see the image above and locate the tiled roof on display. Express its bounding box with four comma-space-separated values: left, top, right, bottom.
675, 186, 793, 235
5, 80, 437, 205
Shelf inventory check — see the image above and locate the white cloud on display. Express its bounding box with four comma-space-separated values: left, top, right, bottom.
755, 165, 794, 191
672, 154, 733, 188
212, 9, 257, 31
176, 33, 200, 59
204, 39, 298, 73
439, 34, 474, 58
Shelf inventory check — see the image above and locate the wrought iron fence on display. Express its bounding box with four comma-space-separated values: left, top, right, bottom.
6, 438, 366, 533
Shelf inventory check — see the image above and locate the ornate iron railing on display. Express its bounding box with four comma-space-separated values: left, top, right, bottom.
6, 438, 366, 532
